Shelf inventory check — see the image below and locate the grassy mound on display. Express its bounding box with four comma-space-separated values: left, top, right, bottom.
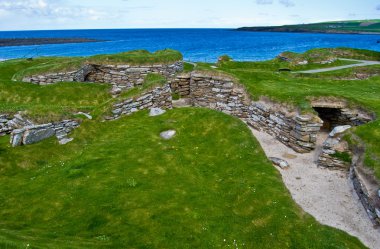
0, 108, 365, 248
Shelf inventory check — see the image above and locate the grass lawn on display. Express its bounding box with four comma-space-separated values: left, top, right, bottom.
0, 108, 365, 249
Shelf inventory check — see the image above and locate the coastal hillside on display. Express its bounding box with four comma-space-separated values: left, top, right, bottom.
237, 20, 380, 34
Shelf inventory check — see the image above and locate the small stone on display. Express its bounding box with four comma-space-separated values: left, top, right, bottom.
329, 125, 351, 138
160, 130, 176, 140
111, 85, 122, 95
59, 138, 74, 145
269, 157, 290, 169
296, 115, 312, 122
76, 112, 92, 120
149, 108, 166, 117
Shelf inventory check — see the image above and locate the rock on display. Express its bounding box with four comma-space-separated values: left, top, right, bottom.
329, 125, 351, 138
297, 60, 309, 65
23, 125, 55, 145
111, 85, 122, 95
269, 157, 290, 169
76, 112, 93, 120
160, 130, 176, 140
59, 137, 74, 145
295, 115, 312, 122
10, 129, 25, 147
149, 108, 166, 117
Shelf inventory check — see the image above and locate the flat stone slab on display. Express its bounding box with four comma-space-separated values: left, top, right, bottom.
23, 126, 55, 145
149, 108, 166, 117
160, 130, 176, 140
329, 125, 351, 138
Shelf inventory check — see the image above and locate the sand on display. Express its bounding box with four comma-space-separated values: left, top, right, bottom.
250, 128, 380, 249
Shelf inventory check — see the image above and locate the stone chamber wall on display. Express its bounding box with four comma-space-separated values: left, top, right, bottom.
350, 142, 380, 226
0, 113, 79, 146
23, 62, 183, 91
187, 72, 322, 153
111, 84, 172, 119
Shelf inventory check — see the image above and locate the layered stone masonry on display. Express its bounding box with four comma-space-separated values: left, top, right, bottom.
170, 73, 191, 97
23, 61, 183, 91
350, 145, 380, 226
318, 126, 352, 170
187, 72, 322, 153
111, 84, 172, 119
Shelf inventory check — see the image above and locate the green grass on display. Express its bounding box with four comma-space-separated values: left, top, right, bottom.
215, 48, 380, 178
0, 108, 365, 248
88, 49, 183, 65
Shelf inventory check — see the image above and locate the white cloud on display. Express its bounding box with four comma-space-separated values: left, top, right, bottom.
0, 0, 108, 20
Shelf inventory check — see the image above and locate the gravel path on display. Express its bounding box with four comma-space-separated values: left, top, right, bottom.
250, 128, 380, 249
295, 59, 380, 74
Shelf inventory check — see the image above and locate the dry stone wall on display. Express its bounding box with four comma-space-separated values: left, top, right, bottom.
183, 72, 323, 153
170, 73, 191, 97
111, 84, 172, 119
23, 62, 183, 90
86, 62, 183, 90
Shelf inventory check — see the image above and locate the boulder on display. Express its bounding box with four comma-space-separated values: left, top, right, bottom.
329, 125, 351, 138
160, 130, 176, 140
149, 108, 166, 117
269, 157, 290, 169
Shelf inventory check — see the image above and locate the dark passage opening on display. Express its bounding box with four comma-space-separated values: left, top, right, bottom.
313, 107, 350, 132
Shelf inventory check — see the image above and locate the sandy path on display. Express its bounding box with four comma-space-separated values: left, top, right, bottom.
295, 59, 380, 74
250, 128, 380, 249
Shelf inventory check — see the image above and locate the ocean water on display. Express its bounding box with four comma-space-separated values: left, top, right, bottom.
0, 29, 379, 62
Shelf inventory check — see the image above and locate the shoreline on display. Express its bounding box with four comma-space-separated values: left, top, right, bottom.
0, 38, 102, 47
236, 29, 380, 35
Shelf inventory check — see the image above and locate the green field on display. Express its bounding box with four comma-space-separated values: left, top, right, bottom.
238, 19, 380, 34
1, 48, 379, 248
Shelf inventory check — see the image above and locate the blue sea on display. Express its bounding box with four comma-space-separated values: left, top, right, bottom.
0, 29, 379, 62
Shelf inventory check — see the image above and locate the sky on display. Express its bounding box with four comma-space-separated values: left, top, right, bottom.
0, 0, 379, 31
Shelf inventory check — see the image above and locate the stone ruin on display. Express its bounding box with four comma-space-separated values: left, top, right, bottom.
22, 61, 184, 92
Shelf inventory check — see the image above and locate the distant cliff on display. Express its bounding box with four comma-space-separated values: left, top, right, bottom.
237, 20, 380, 34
